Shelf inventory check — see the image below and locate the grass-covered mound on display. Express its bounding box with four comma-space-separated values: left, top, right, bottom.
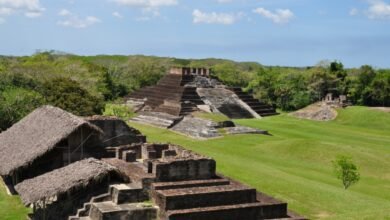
128, 107, 390, 219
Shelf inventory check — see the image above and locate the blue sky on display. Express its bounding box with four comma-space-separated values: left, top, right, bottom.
1, 0, 390, 68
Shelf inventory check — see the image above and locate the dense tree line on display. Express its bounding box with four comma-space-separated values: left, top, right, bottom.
0, 52, 168, 131
212, 61, 390, 111
0, 52, 389, 131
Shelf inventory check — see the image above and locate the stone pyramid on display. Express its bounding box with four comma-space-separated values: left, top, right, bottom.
128, 67, 278, 119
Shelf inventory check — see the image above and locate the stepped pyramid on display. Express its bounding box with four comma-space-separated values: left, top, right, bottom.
128, 67, 278, 119
69, 144, 305, 220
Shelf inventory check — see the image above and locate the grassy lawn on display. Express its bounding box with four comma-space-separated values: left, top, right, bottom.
128, 106, 390, 220
0, 106, 388, 219
0, 181, 30, 220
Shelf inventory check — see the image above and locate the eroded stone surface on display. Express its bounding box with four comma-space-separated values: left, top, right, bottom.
224, 126, 268, 135
291, 102, 338, 121
171, 117, 220, 139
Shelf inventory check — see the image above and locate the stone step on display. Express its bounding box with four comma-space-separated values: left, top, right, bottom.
89, 201, 158, 220
258, 112, 279, 117
151, 179, 230, 191
110, 183, 146, 205
165, 202, 266, 220
251, 108, 276, 113
166, 193, 292, 220
68, 217, 92, 220
153, 184, 257, 211
69, 193, 112, 220
131, 116, 174, 128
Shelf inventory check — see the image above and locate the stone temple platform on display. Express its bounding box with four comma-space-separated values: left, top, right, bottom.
69, 143, 305, 220
130, 112, 269, 139
127, 67, 278, 119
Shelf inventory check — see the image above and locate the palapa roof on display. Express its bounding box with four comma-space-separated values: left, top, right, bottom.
0, 105, 102, 176
15, 158, 118, 205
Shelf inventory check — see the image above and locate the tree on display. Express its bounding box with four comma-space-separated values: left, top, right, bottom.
212, 62, 254, 87
98, 71, 128, 101
41, 77, 104, 116
333, 156, 360, 189
0, 87, 44, 131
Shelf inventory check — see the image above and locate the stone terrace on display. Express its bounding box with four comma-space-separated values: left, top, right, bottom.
82, 143, 307, 220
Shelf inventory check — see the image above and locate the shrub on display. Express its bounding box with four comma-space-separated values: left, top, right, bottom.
333, 155, 360, 189
41, 77, 104, 116
103, 103, 135, 121
0, 87, 44, 131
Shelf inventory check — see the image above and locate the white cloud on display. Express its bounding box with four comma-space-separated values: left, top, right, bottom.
59, 9, 71, 16
0, 17, 5, 24
350, 8, 359, 16
192, 9, 240, 25
0, 7, 13, 16
113, 0, 177, 18
57, 10, 101, 28
112, 0, 177, 8
113, 11, 123, 18
366, 0, 390, 19
253, 7, 294, 24
0, 0, 45, 18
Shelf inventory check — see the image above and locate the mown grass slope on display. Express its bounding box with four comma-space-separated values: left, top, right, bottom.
128, 107, 390, 220
0, 181, 30, 220
0, 106, 389, 219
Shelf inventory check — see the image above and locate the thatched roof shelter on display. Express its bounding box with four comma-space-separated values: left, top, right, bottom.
0, 105, 102, 176
15, 158, 118, 205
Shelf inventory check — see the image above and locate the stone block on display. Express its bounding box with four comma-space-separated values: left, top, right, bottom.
122, 150, 137, 163
162, 150, 177, 158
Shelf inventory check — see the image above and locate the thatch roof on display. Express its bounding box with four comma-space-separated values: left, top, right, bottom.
15, 158, 117, 205
0, 105, 102, 176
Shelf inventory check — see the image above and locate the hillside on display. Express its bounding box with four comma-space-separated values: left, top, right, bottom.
125, 107, 389, 219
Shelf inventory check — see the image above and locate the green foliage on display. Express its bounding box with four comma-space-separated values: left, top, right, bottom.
349, 66, 390, 106
0, 52, 389, 125
0, 87, 44, 131
333, 156, 360, 190
103, 103, 135, 120
41, 77, 104, 116
212, 62, 256, 87
98, 71, 128, 101
244, 62, 390, 111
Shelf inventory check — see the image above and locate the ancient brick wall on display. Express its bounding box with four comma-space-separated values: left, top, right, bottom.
153, 159, 216, 182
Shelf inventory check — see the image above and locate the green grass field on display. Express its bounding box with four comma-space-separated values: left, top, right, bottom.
0, 181, 30, 220
1, 106, 389, 219
127, 106, 390, 220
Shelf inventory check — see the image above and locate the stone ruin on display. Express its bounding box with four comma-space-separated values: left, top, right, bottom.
127, 67, 278, 119
0, 106, 305, 220
322, 93, 350, 108
69, 143, 305, 220
127, 67, 276, 138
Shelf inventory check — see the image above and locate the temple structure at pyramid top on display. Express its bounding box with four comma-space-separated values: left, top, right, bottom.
127, 67, 278, 119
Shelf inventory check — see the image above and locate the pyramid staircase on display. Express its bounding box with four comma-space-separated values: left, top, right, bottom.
228, 87, 278, 117
128, 74, 204, 117
68, 182, 157, 220
129, 73, 278, 118
151, 178, 304, 220
69, 143, 305, 220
